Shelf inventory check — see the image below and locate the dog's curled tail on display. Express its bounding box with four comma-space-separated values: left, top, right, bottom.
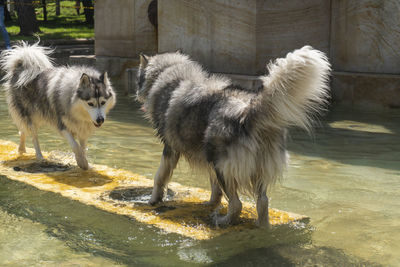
0, 41, 53, 88
260, 46, 331, 131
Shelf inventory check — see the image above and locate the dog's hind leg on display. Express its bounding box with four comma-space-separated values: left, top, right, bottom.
212, 169, 242, 226
30, 127, 44, 160
256, 189, 270, 228
18, 130, 26, 154
61, 130, 88, 170
149, 145, 180, 205
205, 176, 222, 206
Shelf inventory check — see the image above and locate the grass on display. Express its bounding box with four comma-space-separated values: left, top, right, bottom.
5, 0, 94, 41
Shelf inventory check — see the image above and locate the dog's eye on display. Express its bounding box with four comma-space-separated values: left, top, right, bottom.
88, 102, 94, 106
101, 101, 106, 106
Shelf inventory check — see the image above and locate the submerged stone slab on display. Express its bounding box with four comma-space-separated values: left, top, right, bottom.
0, 140, 308, 240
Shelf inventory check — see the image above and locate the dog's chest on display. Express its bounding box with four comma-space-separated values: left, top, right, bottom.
63, 118, 94, 139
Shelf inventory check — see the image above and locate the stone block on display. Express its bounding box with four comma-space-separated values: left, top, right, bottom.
96, 56, 139, 78
256, 0, 331, 74
331, 0, 400, 74
158, 0, 331, 76
95, 0, 157, 58
158, 0, 257, 75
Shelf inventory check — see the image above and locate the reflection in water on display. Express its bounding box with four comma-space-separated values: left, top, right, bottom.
0, 86, 399, 266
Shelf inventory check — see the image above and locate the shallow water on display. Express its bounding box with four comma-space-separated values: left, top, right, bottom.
0, 84, 399, 266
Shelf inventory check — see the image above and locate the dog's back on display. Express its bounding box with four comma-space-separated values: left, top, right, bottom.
140, 54, 258, 164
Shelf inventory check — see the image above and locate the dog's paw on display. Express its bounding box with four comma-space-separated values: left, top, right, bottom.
149, 187, 165, 206
18, 147, 26, 154
148, 196, 162, 206
76, 156, 89, 170
256, 218, 271, 229
35, 152, 44, 160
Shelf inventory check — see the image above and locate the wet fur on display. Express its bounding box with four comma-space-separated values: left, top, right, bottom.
1, 42, 116, 169
136, 46, 331, 226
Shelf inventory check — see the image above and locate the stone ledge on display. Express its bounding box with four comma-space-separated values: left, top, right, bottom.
124, 68, 263, 96
332, 71, 400, 108
69, 55, 96, 66
96, 56, 139, 78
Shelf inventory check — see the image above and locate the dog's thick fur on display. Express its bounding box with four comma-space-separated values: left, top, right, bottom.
1, 42, 116, 169
136, 46, 330, 226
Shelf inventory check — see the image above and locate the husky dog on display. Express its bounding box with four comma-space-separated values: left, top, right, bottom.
0, 42, 116, 170
136, 46, 330, 227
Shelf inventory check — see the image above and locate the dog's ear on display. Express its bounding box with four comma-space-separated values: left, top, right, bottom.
99, 71, 109, 85
80, 73, 91, 88
139, 53, 148, 67
176, 49, 182, 54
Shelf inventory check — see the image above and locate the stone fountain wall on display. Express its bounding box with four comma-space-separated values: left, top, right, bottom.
94, 0, 400, 108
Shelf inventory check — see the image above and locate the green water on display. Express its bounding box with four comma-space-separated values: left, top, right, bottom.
0, 85, 399, 266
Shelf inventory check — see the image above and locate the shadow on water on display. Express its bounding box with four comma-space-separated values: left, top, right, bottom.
288, 105, 400, 171
213, 245, 382, 267
0, 175, 381, 266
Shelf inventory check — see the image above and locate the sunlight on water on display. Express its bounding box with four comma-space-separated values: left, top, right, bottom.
0, 84, 399, 266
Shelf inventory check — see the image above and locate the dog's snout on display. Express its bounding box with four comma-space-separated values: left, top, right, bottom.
96, 116, 104, 124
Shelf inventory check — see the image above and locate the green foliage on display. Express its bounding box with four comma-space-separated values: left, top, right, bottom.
5, 0, 94, 40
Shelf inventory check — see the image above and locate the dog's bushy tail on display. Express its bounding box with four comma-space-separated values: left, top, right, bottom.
260, 46, 331, 131
0, 41, 53, 88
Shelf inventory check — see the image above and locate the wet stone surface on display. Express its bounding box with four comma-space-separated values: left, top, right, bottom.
13, 161, 72, 173
153, 205, 177, 214
108, 186, 175, 204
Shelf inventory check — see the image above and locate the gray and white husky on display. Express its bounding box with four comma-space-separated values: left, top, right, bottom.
0, 42, 116, 169
137, 46, 330, 227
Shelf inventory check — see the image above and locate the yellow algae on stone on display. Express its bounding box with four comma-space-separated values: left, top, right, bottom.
0, 139, 308, 240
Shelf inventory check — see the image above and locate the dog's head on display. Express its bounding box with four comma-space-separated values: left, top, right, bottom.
76, 72, 116, 128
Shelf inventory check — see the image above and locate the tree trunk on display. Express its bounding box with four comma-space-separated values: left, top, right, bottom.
81, 0, 93, 24
56, 0, 60, 16
15, 0, 40, 35
42, 0, 47, 22
4, 4, 12, 22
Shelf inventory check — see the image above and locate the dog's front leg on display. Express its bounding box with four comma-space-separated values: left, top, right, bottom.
256, 190, 270, 228
79, 138, 87, 157
30, 128, 44, 160
61, 130, 88, 170
18, 130, 27, 154
149, 145, 180, 205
